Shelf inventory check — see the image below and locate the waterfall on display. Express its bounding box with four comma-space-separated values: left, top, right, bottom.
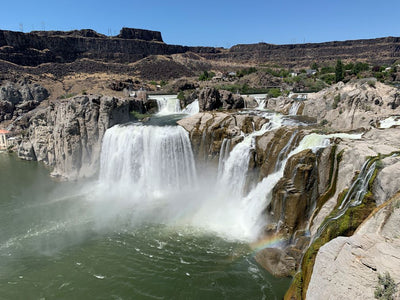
274, 130, 299, 171
152, 95, 182, 115
379, 116, 400, 128
99, 124, 197, 197
97, 118, 362, 242
227, 132, 363, 239
151, 95, 199, 115
182, 100, 200, 115
312, 157, 376, 243
289, 101, 301, 115
217, 113, 284, 196
217, 138, 231, 179
255, 97, 266, 110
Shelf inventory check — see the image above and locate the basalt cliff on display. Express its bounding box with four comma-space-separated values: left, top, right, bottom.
0, 27, 399, 79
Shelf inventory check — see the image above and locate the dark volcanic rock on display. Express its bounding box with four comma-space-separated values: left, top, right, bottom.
198, 87, 221, 111
0, 28, 219, 67
117, 27, 163, 42
0, 80, 49, 121
219, 90, 245, 109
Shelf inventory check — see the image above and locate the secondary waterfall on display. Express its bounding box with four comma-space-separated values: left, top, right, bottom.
217, 113, 284, 196
151, 95, 200, 115
289, 101, 301, 115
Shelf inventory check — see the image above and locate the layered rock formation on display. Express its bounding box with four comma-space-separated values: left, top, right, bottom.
266, 80, 400, 130
0, 80, 49, 122
0, 27, 218, 66
206, 37, 400, 66
307, 194, 400, 300
17, 95, 131, 179
0, 27, 399, 77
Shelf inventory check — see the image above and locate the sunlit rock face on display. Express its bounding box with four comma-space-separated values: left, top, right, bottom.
17, 95, 131, 180
307, 194, 400, 300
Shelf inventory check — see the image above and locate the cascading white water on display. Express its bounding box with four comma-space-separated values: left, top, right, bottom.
211, 131, 364, 240
152, 95, 182, 115
150, 95, 199, 115
289, 101, 301, 115
379, 116, 400, 128
100, 124, 197, 198
97, 112, 363, 242
182, 100, 200, 115
217, 113, 284, 196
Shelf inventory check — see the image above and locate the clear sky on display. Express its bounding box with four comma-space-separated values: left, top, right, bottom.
1, 0, 399, 48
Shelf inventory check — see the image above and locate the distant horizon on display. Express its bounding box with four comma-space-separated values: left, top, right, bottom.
1, 0, 399, 48
1, 26, 399, 49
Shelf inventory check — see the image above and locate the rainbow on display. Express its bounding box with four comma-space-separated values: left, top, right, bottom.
250, 234, 287, 254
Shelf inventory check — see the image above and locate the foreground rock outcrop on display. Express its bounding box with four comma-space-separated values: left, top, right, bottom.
0, 80, 49, 122
307, 193, 400, 300
17, 95, 131, 179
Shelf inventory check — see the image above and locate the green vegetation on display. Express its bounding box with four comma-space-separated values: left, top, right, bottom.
368, 80, 376, 88
266, 68, 289, 78
286, 154, 384, 300
216, 83, 268, 94
237, 67, 257, 77
333, 94, 340, 109
130, 111, 152, 121
335, 59, 344, 83
177, 91, 185, 101
198, 71, 215, 81
375, 272, 397, 300
267, 88, 282, 98
59, 93, 76, 99
320, 119, 328, 126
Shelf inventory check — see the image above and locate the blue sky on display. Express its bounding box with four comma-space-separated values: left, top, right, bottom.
1, 0, 399, 47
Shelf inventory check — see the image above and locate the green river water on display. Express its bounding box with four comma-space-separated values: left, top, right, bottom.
0, 153, 290, 299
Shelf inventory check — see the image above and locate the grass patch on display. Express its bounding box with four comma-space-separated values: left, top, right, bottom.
59, 93, 76, 99
130, 111, 152, 120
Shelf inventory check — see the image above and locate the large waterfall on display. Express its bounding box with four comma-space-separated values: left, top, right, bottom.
100, 124, 197, 198
97, 113, 362, 242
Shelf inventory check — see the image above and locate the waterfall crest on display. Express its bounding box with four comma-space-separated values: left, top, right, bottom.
151, 95, 199, 115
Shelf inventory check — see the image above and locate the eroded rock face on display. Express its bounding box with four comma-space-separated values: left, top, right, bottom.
178, 111, 267, 164
197, 88, 245, 112
198, 87, 222, 111
0, 80, 49, 121
269, 149, 319, 236
17, 95, 131, 180
307, 194, 400, 300
303, 80, 400, 130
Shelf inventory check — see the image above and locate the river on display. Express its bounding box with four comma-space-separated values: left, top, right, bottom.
0, 153, 290, 299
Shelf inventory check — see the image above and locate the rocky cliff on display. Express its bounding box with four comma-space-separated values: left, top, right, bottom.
206, 37, 400, 66
0, 79, 49, 122
0, 27, 219, 66
307, 193, 400, 300
0, 27, 399, 72
16, 95, 132, 180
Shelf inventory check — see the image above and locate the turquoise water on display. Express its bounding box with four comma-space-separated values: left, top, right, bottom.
0, 153, 290, 299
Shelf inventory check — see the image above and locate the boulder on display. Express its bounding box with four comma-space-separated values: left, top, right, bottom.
219, 90, 245, 109
198, 87, 221, 111
255, 248, 296, 277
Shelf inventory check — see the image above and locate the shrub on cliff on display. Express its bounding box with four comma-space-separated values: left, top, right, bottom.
335, 59, 344, 83
374, 272, 397, 300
